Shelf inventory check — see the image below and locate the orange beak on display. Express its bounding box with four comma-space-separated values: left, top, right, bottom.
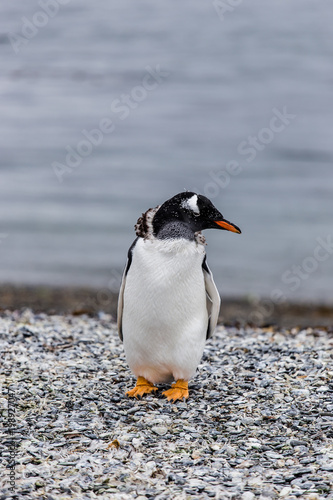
215, 219, 241, 234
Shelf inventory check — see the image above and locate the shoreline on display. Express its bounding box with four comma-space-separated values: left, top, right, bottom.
1, 311, 332, 498
0, 284, 332, 328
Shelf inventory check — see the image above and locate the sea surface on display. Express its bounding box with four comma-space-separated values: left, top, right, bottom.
1, 0, 333, 302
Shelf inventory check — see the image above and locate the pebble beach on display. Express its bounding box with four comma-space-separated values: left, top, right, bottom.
1, 310, 333, 499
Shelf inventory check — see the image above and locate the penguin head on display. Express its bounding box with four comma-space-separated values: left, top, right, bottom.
152, 192, 241, 239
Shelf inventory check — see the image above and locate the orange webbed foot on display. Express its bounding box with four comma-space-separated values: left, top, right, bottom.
126, 376, 158, 398
162, 379, 189, 402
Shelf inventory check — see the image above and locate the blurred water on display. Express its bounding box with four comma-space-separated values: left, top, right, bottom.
1, 0, 333, 302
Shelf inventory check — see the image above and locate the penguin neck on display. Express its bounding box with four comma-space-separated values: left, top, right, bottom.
155, 221, 207, 247
155, 221, 195, 241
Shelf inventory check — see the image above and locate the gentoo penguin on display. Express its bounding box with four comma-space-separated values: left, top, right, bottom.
117, 192, 241, 401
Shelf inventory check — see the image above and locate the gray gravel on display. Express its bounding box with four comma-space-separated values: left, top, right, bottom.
1, 309, 333, 500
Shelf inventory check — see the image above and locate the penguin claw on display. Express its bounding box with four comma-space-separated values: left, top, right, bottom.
126, 376, 158, 399
162, 379, 189, 402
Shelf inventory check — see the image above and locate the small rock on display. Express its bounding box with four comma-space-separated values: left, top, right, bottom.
242, 492, 255, 500
151, 426, 168, 436
293, 468, 313, 477
319, 464, 333, 471
279, 487, 292, 497
224, 445, 237, 457
290, 440, 308, 447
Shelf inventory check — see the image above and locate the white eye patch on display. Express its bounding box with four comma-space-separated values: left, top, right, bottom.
182, 194, 200, 215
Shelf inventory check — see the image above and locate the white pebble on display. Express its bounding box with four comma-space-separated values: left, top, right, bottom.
151, 426, 168, 436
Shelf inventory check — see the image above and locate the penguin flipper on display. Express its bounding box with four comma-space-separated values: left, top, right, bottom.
117, 266, 126, 342
117, 238, 137, 341
202, 256, 221, 339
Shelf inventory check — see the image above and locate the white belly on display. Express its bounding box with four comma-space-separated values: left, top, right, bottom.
122, 237, 208, 384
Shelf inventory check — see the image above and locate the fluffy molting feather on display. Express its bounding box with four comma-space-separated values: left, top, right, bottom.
135, 205, 206, 245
